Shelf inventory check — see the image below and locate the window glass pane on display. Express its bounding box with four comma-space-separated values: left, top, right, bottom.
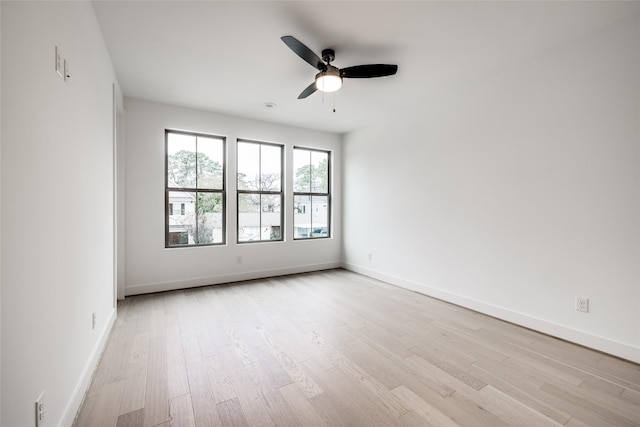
167, 191, 196, 245
197, 136, 223, 190
260, 145, 281, 191
261, 194, 281, 240
238, 193, 260, 242
311, 151, 329, 193
166, 130, 226, 247
294, 149, 311, 192
311, 195, 329, 237
237, 142, 259, 191
237, 141, 283, 243
197, 192, 223, 244
167, 133, 196, 188
294, 195, 312, 238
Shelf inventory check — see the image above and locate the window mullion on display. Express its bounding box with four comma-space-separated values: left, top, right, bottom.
258, 146, 262, 233
194, 137, 199, 244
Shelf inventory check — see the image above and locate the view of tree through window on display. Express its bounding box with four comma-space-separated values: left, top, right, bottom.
294, 148, 330, 239
166, 130, 225, 247
237, 140, 283, 243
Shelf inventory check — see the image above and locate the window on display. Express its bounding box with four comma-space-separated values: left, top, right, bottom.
237, 140, 283, 243
293, 147, 330, 239
165, 130, 225, 247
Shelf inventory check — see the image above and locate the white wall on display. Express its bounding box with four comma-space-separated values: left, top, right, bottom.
116, 100, 126, 301
343, 10, 640, 362
1, 2, 120, 425
124, 98, 342, 295
0, 3, 3, 422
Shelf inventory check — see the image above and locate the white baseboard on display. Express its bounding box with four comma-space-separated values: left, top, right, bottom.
125, 261, 342, 296
60, 308, 117, 427
343, 262, 640, 364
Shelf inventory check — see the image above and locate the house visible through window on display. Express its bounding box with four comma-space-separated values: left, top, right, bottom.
293, 147, 330, 239
237, 140, 283, 243
165, 130, 225, 247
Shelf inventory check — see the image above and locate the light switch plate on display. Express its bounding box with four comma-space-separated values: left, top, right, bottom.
64, 59, 70, 84
55, 46, 63, 77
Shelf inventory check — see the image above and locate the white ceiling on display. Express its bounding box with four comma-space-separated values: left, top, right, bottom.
92, 1, 631, 134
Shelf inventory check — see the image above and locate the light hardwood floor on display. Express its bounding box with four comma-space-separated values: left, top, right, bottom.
74, 269, 640, 427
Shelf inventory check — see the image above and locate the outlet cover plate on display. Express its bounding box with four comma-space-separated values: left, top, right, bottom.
35, 391, 44, 427
576, 297, 589, 313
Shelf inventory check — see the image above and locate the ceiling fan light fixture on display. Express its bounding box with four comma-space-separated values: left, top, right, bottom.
315, 67, 342, 93
281, 36, 397, 99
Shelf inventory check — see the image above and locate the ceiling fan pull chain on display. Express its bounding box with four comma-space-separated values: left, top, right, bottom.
333, 93, 336, 113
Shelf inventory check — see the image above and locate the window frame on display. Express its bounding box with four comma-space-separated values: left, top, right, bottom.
236, 139, 285, 244
165, 129, 226, 248
293, 146, 331, 240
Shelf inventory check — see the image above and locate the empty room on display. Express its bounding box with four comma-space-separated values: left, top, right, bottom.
1, 1, 639, 426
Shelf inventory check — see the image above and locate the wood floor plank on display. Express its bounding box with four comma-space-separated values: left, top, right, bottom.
223, 363, 276, 427
204, 353, 238, 404
243, 361, 302, 427
303, 359, 401, 427
471, 357, 574, 424
391, 384, 459, 427
128, 330, 150, 365
621, 387, 640, 406
106, 319, 139, 384
184, 353, 221, 426
277, 383, 331, 427
116, 408, 144, 427
308, 331, 410, 418
216, 398, 250, 427
168, 393, 196, 427
80, 380, 125, 427
144, 335, 170, 427
255, 327, 324, 398
209, 292, 258, 365
74, 395, 98, 427
540, 382, 639, 427
408, 345, 487, 391
337, 338, 404, 389
402, 354, 457, 397
86, 325, 123, 398
76, 270, 640, 427
119, 360, 147, 416
166, 328, 190, 399
478, 385, 564, 427
253, 344, 294, 388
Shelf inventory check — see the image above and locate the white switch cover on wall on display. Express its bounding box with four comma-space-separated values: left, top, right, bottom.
35, 391, 44, 427
64, 59, 71, 85
55, 46, 63, 77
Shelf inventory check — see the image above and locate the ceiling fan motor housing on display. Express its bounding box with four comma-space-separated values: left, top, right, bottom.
321, 49, 336, 64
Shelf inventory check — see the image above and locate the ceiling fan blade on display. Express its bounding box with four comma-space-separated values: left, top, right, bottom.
298, 82, 318, 99
281, 36, 326, 71
340, 64, 398, 78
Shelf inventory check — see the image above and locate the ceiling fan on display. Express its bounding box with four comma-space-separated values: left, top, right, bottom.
281, 35, 398, 99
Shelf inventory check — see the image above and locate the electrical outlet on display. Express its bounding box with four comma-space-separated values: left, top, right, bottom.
92, 311, 96, 330
367, 253, 372, 261
35, 392, 44, 427
236, 256, 242, 264
576, 297, 589, 313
